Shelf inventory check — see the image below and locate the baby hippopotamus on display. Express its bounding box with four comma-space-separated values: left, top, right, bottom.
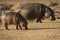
1, 12, 28, 30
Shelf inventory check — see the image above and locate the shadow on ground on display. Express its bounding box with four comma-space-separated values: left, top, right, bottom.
28, 27, 60, 30
0, 27, 60, 30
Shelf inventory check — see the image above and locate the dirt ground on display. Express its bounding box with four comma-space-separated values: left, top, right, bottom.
0, 19, 60, 40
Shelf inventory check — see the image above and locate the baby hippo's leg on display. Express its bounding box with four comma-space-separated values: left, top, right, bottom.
20, 22, 28, 30
5, 23, 9, 30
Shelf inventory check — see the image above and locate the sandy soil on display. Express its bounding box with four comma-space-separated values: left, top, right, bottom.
0, 19, 60, 40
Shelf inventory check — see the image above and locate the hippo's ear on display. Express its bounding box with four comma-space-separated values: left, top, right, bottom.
49, 2, 59, 7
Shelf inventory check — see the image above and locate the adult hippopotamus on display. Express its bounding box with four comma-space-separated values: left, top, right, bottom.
16, 3, 56, 23
1, 11, 28, 30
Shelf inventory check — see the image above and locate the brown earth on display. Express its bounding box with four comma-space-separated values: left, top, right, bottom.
0, 19, 60, 40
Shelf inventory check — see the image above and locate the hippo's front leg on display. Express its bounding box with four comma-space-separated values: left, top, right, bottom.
19, 24, 23, 29
25, 25, 28, 30
5, 24, 9, 30
19, 22, 28, 30
36, 18, 42, 23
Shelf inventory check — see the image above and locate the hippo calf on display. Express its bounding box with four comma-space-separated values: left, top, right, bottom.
1, 12, 28, 30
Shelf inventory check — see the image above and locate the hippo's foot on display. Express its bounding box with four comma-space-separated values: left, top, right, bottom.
36, 20, 42, 23
16, 27, 19, 30
36, 18, 42, 23
42, 17, 44, 20
19, 25, 23, 30
6, 28, 9, 30
51, 19, 55, 21
16, 28, 19, 30
25, 26, 28, 30
21, 26, 28, 30
36, 20, 39, 23
5, 27, 9, 30
40, 21, 42, 23
5, 24, 9, 30
16, 25, 19, 30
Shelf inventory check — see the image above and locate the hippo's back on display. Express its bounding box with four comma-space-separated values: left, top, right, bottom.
20, 3, 41, 10
1, 12, 19, 24
19, 3, 42, 20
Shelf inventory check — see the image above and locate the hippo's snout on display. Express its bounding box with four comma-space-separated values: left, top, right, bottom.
51, 17, 56, 21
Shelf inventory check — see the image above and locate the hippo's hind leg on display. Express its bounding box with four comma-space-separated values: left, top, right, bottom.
5, 23, 9, 30
16, 24, 19, 30
36, 16, 42, 23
